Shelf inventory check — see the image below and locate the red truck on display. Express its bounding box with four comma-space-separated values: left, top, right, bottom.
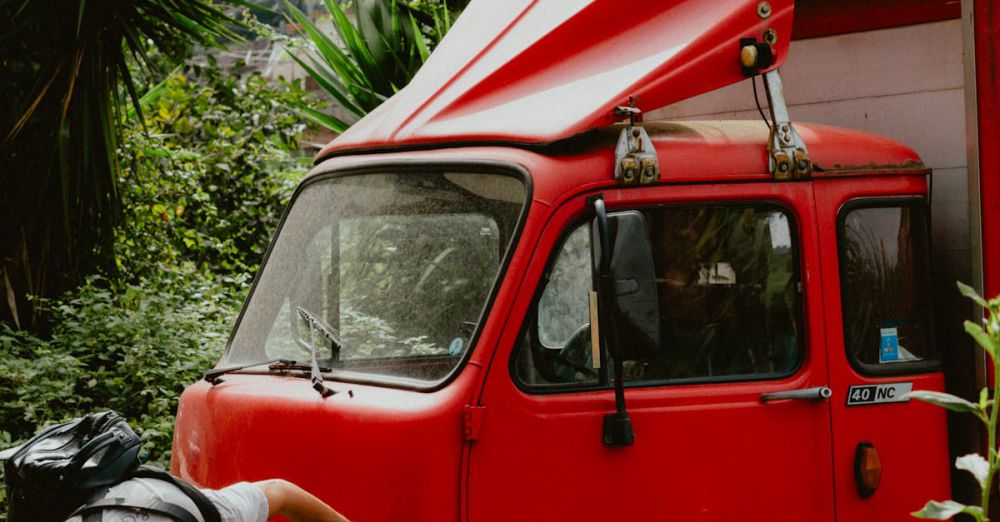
173, 0, 1000, 519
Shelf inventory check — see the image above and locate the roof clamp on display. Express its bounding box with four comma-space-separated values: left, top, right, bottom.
613, 103, 660, 186
762, 69, 812, 180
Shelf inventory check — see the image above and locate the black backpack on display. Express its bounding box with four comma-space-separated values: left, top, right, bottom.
0, 411, 221, 522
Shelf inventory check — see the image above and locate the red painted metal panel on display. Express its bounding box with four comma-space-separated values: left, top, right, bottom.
813, 176, 952, 520
308, 121, 927, 192
974, 0, 1000, 302
317, 0, 795, 158
172, 371, 477, 521
792, 0, 960, 40
312, 121, 926, 188
469, 181, 837, 521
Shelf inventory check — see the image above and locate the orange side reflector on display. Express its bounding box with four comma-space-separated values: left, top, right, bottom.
855, 442, 882, 499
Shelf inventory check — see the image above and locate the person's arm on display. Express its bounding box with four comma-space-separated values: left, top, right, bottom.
255, 479, 350, 522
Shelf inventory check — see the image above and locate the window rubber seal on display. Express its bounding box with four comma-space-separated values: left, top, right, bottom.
836, 196, 941, 377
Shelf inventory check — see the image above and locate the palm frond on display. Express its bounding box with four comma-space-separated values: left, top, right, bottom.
283, 0, 459, 132
294, 105, 350, 133
0, 0, 250, 331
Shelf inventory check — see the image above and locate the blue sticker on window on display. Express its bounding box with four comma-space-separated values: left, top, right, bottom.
449, 338, 464, 356
879, 327, 899, 363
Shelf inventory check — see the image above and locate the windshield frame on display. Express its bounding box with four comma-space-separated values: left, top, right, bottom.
219, 159, 532, 392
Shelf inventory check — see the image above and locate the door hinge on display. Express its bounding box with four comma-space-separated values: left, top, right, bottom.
613, 102, 660, 186
762, 69, 812, 180
464, 405, 486, 441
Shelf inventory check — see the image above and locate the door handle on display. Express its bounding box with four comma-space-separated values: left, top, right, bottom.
760, 386, 832, 403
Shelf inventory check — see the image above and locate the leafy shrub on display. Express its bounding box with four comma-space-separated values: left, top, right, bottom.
0, 58, 316, 520
0, 325, 86, 442
0, 267, 243, 467
118, 60, 313, 279
911, 283, 1000, 520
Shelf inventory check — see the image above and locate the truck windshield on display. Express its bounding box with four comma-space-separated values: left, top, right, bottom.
221, 171, 527, 384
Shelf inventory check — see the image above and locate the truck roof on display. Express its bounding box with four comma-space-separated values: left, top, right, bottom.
316, 0, 795, 160
626, 120, 927, 180
312, 120, 927, 182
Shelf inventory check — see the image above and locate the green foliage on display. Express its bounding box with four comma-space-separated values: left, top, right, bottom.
0, 57, 314, 519
0, 267, 243, 522
0, 0, 248, 331
911, 282, 1000, 521
0, 324, 86, 441
909, 390, 989, 423
0, 269, 242, 465
282, 0, 462, 131
913, 500, 983, 520
117, 61, 312, 278
407, 0, 466, 47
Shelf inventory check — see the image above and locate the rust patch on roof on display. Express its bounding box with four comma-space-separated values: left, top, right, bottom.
814, 160, 928, 177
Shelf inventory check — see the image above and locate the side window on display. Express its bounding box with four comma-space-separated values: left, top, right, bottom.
514, 204, 804, 389
838, 200, 937, 373
537, 226, 591, 349
514, 226, 600, 386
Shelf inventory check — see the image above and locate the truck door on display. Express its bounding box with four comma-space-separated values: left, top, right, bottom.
468, 182, 836, 521
814, 178, 952, 520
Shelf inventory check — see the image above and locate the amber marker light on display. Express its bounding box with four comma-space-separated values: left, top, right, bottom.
855, 442, 882, 498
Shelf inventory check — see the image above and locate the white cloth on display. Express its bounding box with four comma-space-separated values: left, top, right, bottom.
64, 477, 268, 522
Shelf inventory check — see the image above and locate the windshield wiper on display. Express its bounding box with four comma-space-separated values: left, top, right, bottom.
204, 308, 341, 398
203, 360, 333, 386
296, 306, 340, 398
269, 361, 332, 373
204, 358, 296, 385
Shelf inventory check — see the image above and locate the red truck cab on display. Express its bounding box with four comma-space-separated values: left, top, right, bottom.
173, 1, 952, 520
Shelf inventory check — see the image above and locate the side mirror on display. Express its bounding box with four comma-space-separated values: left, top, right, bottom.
590, 200, 660, 447
591, 210, 661, 358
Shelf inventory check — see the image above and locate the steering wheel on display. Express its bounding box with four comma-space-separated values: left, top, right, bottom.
553, 323, 599, 381
414, 246, 458, 295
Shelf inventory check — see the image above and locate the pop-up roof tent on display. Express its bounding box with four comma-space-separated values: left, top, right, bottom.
317, 0, 794, 159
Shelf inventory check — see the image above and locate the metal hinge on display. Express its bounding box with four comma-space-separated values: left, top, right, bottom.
762, 70, 812, 180
613, 103, 660, 185
464, 405, 486, 441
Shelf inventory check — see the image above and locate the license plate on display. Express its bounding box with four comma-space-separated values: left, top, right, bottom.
846, 383, 912, 406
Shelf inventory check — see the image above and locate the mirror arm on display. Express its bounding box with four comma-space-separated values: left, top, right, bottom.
594, 199, 611, 273
590, 196, 635, 447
